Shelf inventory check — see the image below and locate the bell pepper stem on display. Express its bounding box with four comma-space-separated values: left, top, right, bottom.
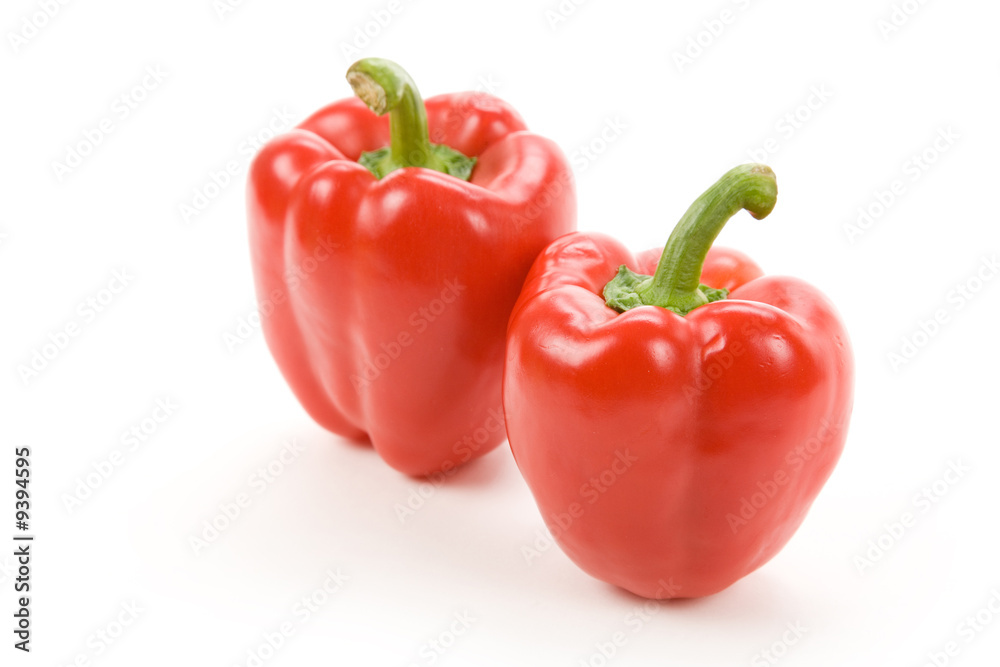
346, 58, 476, 181
604, 164, 777, 315
347, 58, 433, 169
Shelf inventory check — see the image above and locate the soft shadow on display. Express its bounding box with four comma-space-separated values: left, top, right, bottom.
411, 444, 509, 489
600, 566, 814, 621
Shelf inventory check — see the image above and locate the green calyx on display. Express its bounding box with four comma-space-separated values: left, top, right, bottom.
604, 265, 730, 314
603, 164, 778, 316
346, 58, 476, 181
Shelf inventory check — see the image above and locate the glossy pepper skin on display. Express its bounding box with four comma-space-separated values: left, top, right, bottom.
247, 59, 575, 476
503, 165, 853, 599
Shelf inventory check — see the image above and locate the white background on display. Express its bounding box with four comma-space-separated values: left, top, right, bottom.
3, 0, 999, 665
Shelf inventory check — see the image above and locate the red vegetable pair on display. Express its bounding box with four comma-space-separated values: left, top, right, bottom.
246, 58, 854, 599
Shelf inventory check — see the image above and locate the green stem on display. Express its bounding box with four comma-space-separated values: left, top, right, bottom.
603, 164, 778, 315
346, 58, 475, 180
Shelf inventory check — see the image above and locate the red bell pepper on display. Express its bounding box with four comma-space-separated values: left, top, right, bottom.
503, 165, 853, 598
247, 58, 575, 476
